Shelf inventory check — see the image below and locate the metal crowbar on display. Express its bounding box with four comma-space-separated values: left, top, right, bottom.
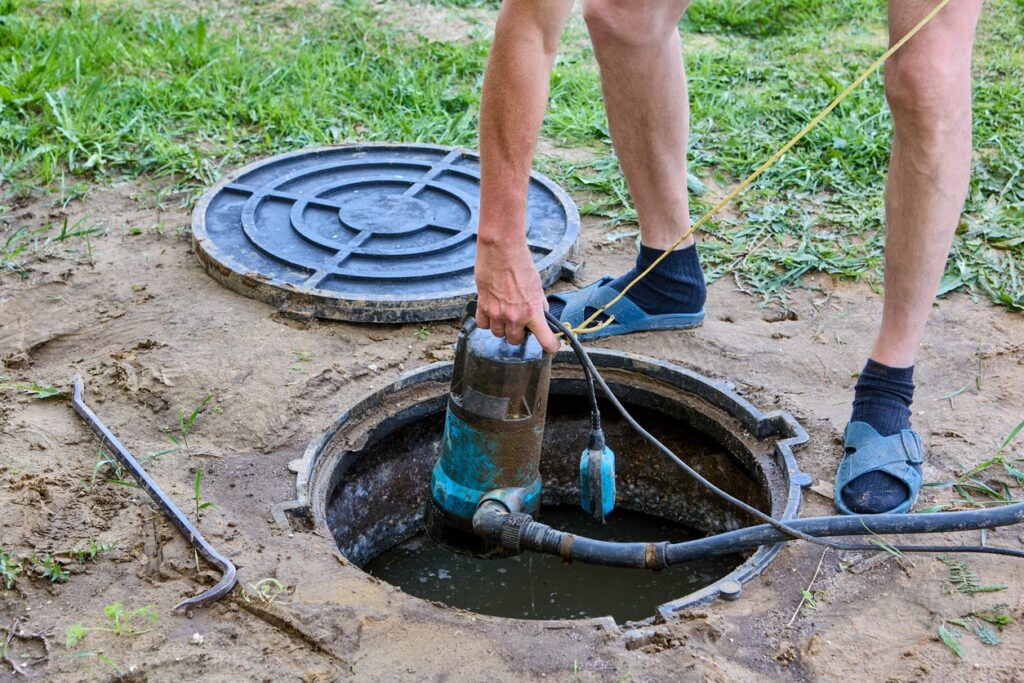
71, 374, 237, 610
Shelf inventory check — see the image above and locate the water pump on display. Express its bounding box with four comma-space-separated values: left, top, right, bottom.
427, 303, 615, 554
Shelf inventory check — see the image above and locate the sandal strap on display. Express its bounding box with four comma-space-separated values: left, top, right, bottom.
559, 277, 647, 328
835, 422, 924, 509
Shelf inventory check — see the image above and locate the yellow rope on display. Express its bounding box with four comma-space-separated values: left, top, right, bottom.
571, 0, 953, 335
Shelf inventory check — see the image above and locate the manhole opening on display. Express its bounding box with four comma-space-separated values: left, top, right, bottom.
299, 352, 806, 624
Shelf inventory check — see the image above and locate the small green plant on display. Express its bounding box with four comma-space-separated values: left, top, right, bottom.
971, 603, 1014, 628
193, 468, 216, 523
84, 437, 183, 491
1, 548, 23, 589
0, 540, 114, 589
0, 381, 63, 399
939, 556, 1008, 596
65, 603, 158, 649
932, 418, 1024, 506
241, 578, 287, 606
1, 217, 103, 275
970, 620, 1002, 646
798, 588, 823, 616
859, 521, 904, 558
787, 549, 829, 625
938, 605, 1014, 656
85, 446, 137, 491
414, 326, 431, 340
140, 445, 181, 466
67, 539, 117, 565
958, 418, 1024, 480
30, 553, 69, 583
291, 350, 314, 373
171, 394, 214, 455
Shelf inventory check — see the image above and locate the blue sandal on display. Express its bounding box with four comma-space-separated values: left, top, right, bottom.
834, 421, 924, 515
549, 276, 705, 341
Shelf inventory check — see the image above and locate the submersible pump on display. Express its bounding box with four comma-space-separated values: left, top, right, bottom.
427, 304, 615, 554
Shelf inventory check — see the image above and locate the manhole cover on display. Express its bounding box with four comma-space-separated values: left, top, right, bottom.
191, 144, 580, 322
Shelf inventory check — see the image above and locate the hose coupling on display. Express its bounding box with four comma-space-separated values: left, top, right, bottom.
499, 513, 534, 551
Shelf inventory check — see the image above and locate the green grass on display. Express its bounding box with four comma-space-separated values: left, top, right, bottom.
65, 602, 158, 649
0, 547, 22, 589
1, 0, 1021, 308
0, 0, 487, 190
1, 215, 102, 275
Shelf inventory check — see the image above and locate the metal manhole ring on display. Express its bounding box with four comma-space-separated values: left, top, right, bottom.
191, 144, 580, 323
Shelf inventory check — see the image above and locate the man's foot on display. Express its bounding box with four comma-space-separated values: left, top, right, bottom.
548, 243, 706, 337
835, 360, 922, 514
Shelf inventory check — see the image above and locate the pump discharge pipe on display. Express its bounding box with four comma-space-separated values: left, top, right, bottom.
473, 496, 1024, 568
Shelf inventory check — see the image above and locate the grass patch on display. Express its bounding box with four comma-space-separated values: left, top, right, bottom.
1, 0, 1021, 307
65, 602, 158, 649
926, 417, 1024, 508
1, 215, 102, 275
0, 540, 115, 589
1, 0, 487, 190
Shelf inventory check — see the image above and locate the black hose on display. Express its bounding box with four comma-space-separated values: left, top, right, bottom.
547, 312, 854, 552
578, 352, 601, 432
666, 504, 1024, 562
474, 499, 1024, 570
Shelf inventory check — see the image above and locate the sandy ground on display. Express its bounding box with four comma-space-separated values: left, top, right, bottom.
1, 169, 1023, 682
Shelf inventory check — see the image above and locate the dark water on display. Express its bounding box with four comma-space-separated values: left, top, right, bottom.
363, 506, 742, 622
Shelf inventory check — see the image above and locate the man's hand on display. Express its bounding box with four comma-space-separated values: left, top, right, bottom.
475, 240, 560, 353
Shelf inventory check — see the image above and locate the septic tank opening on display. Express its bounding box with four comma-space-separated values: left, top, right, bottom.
281, 350, 809, 625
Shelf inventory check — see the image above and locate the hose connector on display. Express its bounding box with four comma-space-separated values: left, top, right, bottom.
472, 499, 535, 552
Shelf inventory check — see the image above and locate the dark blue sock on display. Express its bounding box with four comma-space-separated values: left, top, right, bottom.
550, 243, 706, 317
850, 359, 914, 436
841, 359, 917, 514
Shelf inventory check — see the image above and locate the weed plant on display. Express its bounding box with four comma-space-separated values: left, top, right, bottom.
65, 603, 158, 649
0, 548, 22, 589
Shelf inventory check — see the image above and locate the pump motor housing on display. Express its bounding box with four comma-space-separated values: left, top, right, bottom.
427, 307, 552, 549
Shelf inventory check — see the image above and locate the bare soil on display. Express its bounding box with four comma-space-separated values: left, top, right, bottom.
2, 170, 1023, 682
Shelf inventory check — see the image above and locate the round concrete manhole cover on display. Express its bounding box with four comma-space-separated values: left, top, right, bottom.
191, 144, 580, 322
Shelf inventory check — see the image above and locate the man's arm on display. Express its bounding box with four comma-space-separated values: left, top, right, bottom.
474, 0, 573, 352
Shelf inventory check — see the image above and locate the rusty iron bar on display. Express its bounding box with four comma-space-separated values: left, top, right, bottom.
71, 374, 237, 610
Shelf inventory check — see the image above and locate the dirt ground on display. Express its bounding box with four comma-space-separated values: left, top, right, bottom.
1, 168, 1023, 682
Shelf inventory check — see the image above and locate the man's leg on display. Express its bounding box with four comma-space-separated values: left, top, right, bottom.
839, 0, 983, 514
552, 0, 705, 322
583, 0, 694, 251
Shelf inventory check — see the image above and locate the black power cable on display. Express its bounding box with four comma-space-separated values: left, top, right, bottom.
545, 312, 1024, 558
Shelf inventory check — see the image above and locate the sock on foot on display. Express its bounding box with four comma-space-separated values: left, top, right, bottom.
550, 243, 706, 318
841, 359, 918, 514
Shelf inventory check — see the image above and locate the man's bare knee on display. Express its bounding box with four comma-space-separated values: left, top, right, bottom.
885, 0, 980, 140
583, 0, 691, 50
885, 51, 971, 140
